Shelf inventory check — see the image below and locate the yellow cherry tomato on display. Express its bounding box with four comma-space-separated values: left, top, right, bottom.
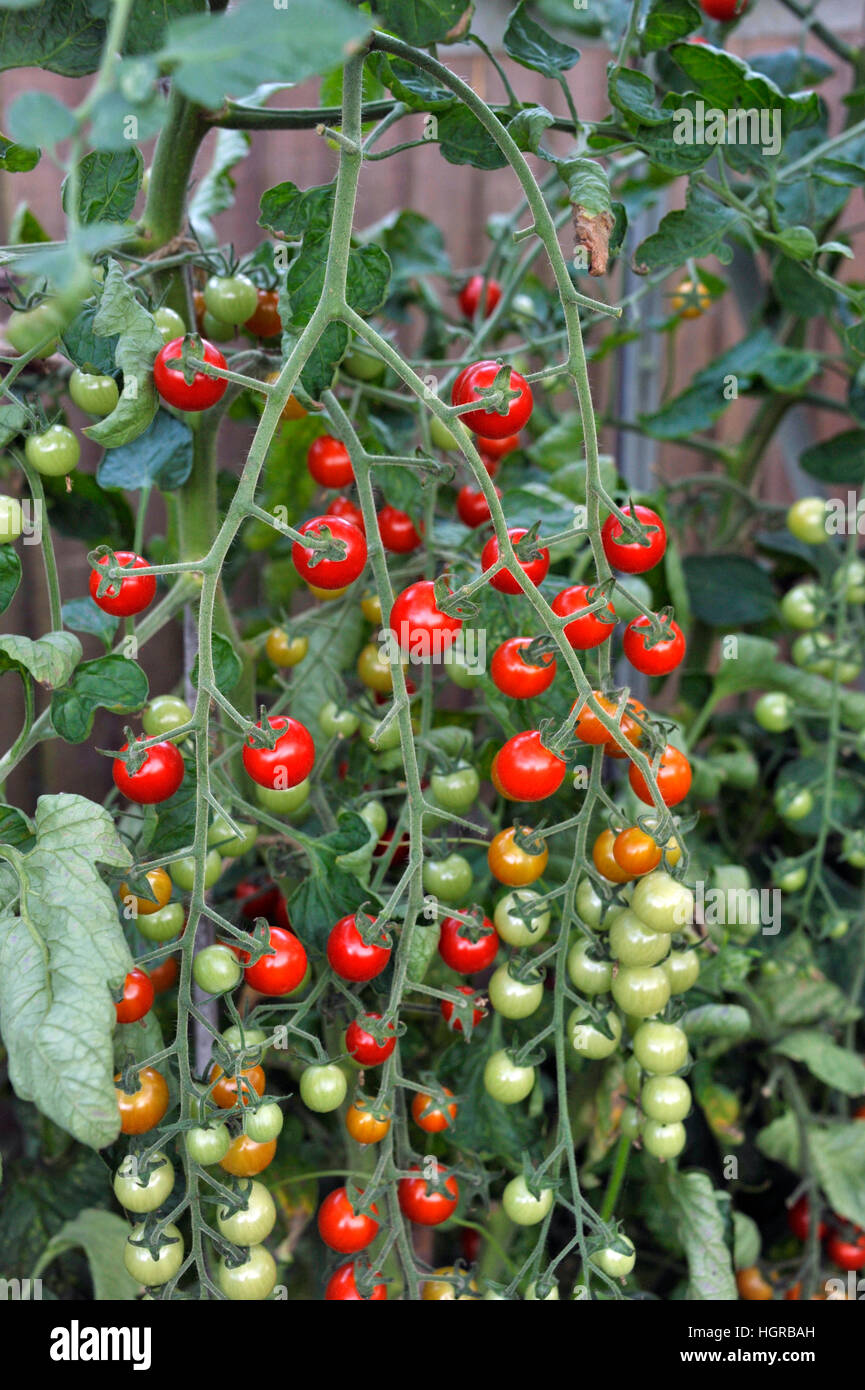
265, 627, 308, 667
671, 278, 711, 319
361, 591, 382, 624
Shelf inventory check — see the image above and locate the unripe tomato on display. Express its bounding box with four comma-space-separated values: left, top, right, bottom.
265, 627, 308, 667
254, 779, 310, 813
611, 965, 671, 1018
567, 939, 613, 995
300, 1063, 347, 1112
609, 909, 670, 966
786, 496, 828, 545
671, 279, 711, 318
217, 1180, 276, 1244
216, 1245, 278, 1300
502, 1175, 553, 1226
632, 1020, 688, 1074
25, 424, 80, 477
6, 301, 64, 356
244, 1102, 284, 1142
357, 641, 396, 693
642, 1075, 691, 1124
113, 1152, 174, 1214
493, 888, 551, 947
69, 367, 119, 416
780, 581, 822, 630
641, 1117, 686, 1159
136, 901, 184, 943
591, 1238, 635, 1279
630, 872, 694, 933
488, 963, 544, 1018
423, 854, 474, 904
204, 273, 259, 325
193, 944, 242, 995
154, 306, 185, 343
185, 1123, 231, 1166
124, 1224, 184, 1287
568, 1007, 621, 1060
754, 691, 794, 732
342, 346, 385, 380
207, 815, 257, 857
576, 876, 605, 928
422, 1266, 479, 1300
142, 694, 193, 743
170, 849, 223, 892
219, 1133, 277, 1177
660, 949, 700, 995
0, 495, 23, 544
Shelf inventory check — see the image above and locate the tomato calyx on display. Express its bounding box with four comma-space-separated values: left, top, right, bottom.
161, 332, 221, 387
453, 361, 522, 423
351, 906, 393, 952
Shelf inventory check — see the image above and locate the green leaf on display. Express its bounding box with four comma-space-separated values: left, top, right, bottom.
406, 918, 440, 985
664, 1169, 737, 1300
0, 548, 22, 615
6, 92, 76, 149
60, 303, 120, 376
258, 180, 335, 240
732, 1211, 761, 1270
670, 40, 822, 135
763, 224, 818, 261
0, 795, 134, 1148
62, 147, 143, 225
284, 233, 390, 328
61, 596, 117, 649
50, 654, 148, 744
773, 1030, 865, 1096
97, 409, 193, 491
0, 0, 105, 76
558, 156, 612, 219
641, 0, 699, 53
683, 555, 775, 627
161, 0, 371, 107
504, 1, 580, 78
371, 0, 468, 45
296, 322, 349, 400
680, 1003, 751, 1040
444, 1036, 537, 1164
772, 257, 839, 318
285, 861, 369, 956
33, 1209, 140, 1300
0, 401, 30, 448
43, 471, 134, 550
191, 632, 242, 694
189, 128, 251, 246
508, 104, 556, 154
438, 104, 508, 170
82, 259, 164, 448
377, 54, 453, 111
146, 779, 197, 859
609, 65, 669, 127
633, 187, 739, 273
0, 631, 82, 689
8, 203, 50, 243
749, 48, 834, 91
800, 428, 865, 484
756, 972, 859, 1029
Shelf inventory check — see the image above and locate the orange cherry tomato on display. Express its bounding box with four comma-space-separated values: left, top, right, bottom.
411, 1088, 458, 1133
219, 1133, 277, 1177
119, 866, 172, 916
115, 1066, 169, 1135
613, 827, 662, 877
148, 955, 179, 993
736, 1266, 773, 1301
345, 1100, 392, 1145
209, 1063, 266, 1109
487, 826, 548, 886
592, 828, 633, 884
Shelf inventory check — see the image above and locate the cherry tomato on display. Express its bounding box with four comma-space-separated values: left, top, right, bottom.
142, 694, 193, 742
476, 432, 520, 462
489, 962, 544, 1018
632, 1020, 688, 1074
623, 617, 686, 676
377, 504, 422, 553
292, 514, 366, 590
552, 583, 616, 649
113, 1152, 174, 1213
346, 1099, 391, 1144
327, 913, 391, 982
265, 627, 308, 667
422, 1266, 479, 1300
244, 1102, 284, 1142
642, 1075, 691, 1124
502, 1175, 553, 1226
452, 359, 533, 438
611, 964, 671, 1017
219, 1133, 277, 1177
601, 506, 667, 574
318, 1186, 379, 1253
307, 435, 353, 488
484, 1049, 535, 1103
787, 1194, 827, 1242
494, 888, 550, 946
567, 939, 613, 995
630, 870, 694, 933
124, 1223, 184, 1287
232, 925, 307, 997
345, 1012, 397, 1066
115, 1066, 169, 1135
700, 0, 747, 18
398, 1168, 459, 1226
209, 1062, 266, 1109
430, 765, 479, 814
148, 955, 179, 993
242, 715, 314, 790
389, 577, 462, 654
216, 1180, 276, 1245
456, 484, 499, 528
170, 849, 222, 892
0, 495, 23, 544
827, 1230, 865, 1271
735, 1266, 773, 1300
193, 944, 242, 994
754, 691, 794, 733
491, 637, 556, 698
591, 1238, 636, 1279
216, 1248, 279, 1302
69, 368, 119, 417
153, 336, 227, 411
357, 641, 397, 693
113, 740, 185, 804
412, 1088, 457, 1133
423, 853, 474, 904
628, 744, 692, 807
613, 826, 662, 876
496, 730, 566, 801
661, 948, 699, 995
481, 527, 549, 594
573, 692, 642, 753
6, 301, 63, 356
326, 495, 365, 531
204, 273, 259, 324
488, 826, 548, 885
568, 1006, 621, 1060
90, 551, 156, 617
439, 913, 498, 973
185, 1123, 231, 1165
609, 910, 670, 966
325, 1262, 387, 1300
458, 275, 502, 318
25, 424, 80, 477
244, 288, 282, 338
115, 967, 155, 1024
440, 986, 486, 1033
120, 866, 172, 917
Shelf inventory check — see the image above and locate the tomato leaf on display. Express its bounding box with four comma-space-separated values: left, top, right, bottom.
61, 303, 120, 376
660, 1168, 737, 1300
680, 1003, 751, 1040
189, 128, 251, 246
96, 408, 194, 492
438, 104, 508, 170
0, 630, 82, 689
773, 1030, 865, 1096
61, 596, 118, 648
190, 632, 242, 694
683, 555, 775, 627
504, 2, 580, 77
799, 428, 865, 484
757, 1112, 865, 1229
0, 547, 22, 615
83, 259, 163, 448
640, 0, 699, 53
0, 127, 39, 172
61, 147, 143, 225
633, 187, 740, 273
0, 1, 104, 78
50, 654, 149, 744
32, 1209, 140, 1301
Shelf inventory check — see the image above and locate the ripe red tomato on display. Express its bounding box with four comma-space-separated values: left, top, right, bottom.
326, 495, 365, 532
244, 289, 282, 338
552, 584, 616, 649
496, 730, 566, 801
452, 360, 533, 439
491, 637, 556, 698
411, 1088, 457, 1133
317, 1187, 379, 1254
307, 435, 353, 488
242, 715, 315, 790
623, 617, 686, 676
456, 484, 500, 528
237, 880, 281, 921
481, 527, 550, 594
89, 551, 156, 617
389, 578, 462, 655
601, 506, 667, 574
115, 967, 154, 1023
398, 1167, 459, 1226
327, 913, 391, 982
153, 337, 227, 411
113, 740, 185, 804
325, 1262, 387, 1300
476, 432, 520, 462
345, 1012, 396, 1066
292, 514, 366, 590
787, 1194, 827, 1242
377, 504, 422, 553
700, 0, 746, 18
629, 744, 692, 807
440, 986, 486, 1032
438, 914, 498, 973
233, 925, 307, 996
148, 955, 179, 993
827, 1229, 865, 1271
458, 275, 502, 319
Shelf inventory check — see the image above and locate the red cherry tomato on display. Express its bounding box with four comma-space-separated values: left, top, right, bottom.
233, 925, 307, 996
317, 1186, 379, 1254
345, 1012, 396, 1066
787, 1194, 827, 1242
113, 740, 185, 804
440, 985, 486, 1033
459, 275, 502, 319
327, 913, 391, 982
115, 967, 154, 1023
148, 955, 179, 993
601, 506, 667, 574
452, 360, 533, 439
398, 1167, 459, 1226
325, 1262, 387, 1300
476, 433, 520, 462
628, 743, 692, 807
292, 514, 367, 590
326, 495, 365, 532
438, 914, 498, 973
496, 730, 566, 802
491, 637, 556, 698
153, 336, 227, 412
377, 504, 422, 553
242, 715, 315, 790
481, 527, 549, 595
826, 1228, 865, 1271
411, 1088, 457, 1133
244, 289, 282, 338
389, 578, 462, 655
307, 435, 353, 488
237, 881, 281, 921
456, 484, 500, 529
552, 583, 616, 650
89, 551, 156, 617
623, 617, 686, 676
700, 0, 746, 18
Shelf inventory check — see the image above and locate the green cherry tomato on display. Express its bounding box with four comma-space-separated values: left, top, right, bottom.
422, 854, 474, 904
629, 872, 694, 934
343, 347, 385, 381
216, 1180, 277, 1244
68, 367, 119, 417
632, 1020, 688, 1075
0, 495, 24, 544
792, 632, 861, 682
833, 557, 865, 603
25, 424, 80, 477
611, 576, 653, 625
525, 1279, 559, 1300
319, 701, 360, 738
154, 306, 186, 344
221, 1024, 269, 1057
483, 1049, 535, 1104
113, 1152, 175, 1213
430, 765, 481, 814
6, 302, 64, 357
204, 273, 259, 325
300, 1063, 347, 1113
780, 581, 822, 630
193, 944, 241, 995
254, 779, 310, 813
430, 415, 459, 451
136, 901, 185, 943
567, 1006, 621, 1060
488, 963, 544, 1019
754, 691, 794, 733
359, 715, 402, 751
611, 965, 671, 1018
842, 832, 865, 869
591, 1237, 635, 1279
620, 1104, 641, 1141
185, 1123, 231, 1165
660, 949, 700, 995
142, 695, 193, 743
502, 1176, 553, 1226
207, 816, 258, 857
774, 786, 814, 822
608, 909, 671, 967
123, 1223, 185, 1287
244, 1102, 284, 1142
359, 799, 388, 838
624, 1054, 643, 1097
493, 889, 551, 947
786, 496, 828, 545
641, 1117, 686, 1159
170, 849, 223, 892
774, 861, 807, 893
567, 938, 613, 995
217, 1245, 277, 1301
576, 877, 605, 929
202, 310, 235, 342
641, 1075, 691, 1123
